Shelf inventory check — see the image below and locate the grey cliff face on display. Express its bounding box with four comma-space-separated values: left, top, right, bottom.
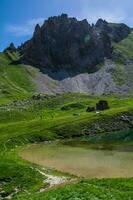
19, 14, 130, 78
95, 19, 130, 42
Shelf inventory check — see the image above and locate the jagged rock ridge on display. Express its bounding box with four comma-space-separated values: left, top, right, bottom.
19, 14, 130, 79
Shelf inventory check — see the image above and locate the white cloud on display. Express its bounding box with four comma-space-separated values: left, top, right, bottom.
6, 17, 45, 37
86, 10, 126, 24
77, 0, 126, 24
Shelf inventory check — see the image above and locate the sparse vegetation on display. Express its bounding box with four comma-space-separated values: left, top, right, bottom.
109, 64, 128, 86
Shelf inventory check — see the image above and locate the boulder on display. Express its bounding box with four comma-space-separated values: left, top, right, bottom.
61, 105, 71, 111
86, 106, 95, 112
96, 100, 109, 111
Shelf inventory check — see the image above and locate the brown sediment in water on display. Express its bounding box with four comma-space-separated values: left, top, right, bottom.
19, 142, 133, 179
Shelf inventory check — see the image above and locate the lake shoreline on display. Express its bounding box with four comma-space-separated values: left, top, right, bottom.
19, 139, 133, 179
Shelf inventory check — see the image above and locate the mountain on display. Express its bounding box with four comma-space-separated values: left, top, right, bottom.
2, 14, 133, 96
19, 14, 130, 77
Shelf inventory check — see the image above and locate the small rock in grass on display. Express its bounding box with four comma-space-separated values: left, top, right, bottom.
86, 106, 95, 112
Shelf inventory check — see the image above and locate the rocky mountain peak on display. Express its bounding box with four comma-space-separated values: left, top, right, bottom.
34, 24, 41, 33
5, 42, 16, 52
60, 13, 69, 19
95, 18, 108, 28
33, 24, 41, 41
95, 19, 130, 42
18, 14, 131, 79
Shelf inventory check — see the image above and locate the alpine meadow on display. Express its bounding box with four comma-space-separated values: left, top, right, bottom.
0, 0, 133, 199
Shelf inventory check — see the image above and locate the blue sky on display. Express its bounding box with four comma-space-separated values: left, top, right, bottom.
0, 0, 133, 51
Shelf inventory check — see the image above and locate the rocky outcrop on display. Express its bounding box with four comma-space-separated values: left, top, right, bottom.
86, 106, 95, 112
95, 19, 130, 42
55, 111, 133, 138
19, 14, 131, 79
86, 100, 109, 112
96, 100, 109, 111
5, 43, 16, 53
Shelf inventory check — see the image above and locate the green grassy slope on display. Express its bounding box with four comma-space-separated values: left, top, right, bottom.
113, 31, 133, 62
0, 52, 35, 104
107, 31, 133, 88
0, 93, 133, 199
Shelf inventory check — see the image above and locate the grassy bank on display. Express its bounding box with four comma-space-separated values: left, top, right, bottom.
17, 179, 133, 200
0, 93, 133, 199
